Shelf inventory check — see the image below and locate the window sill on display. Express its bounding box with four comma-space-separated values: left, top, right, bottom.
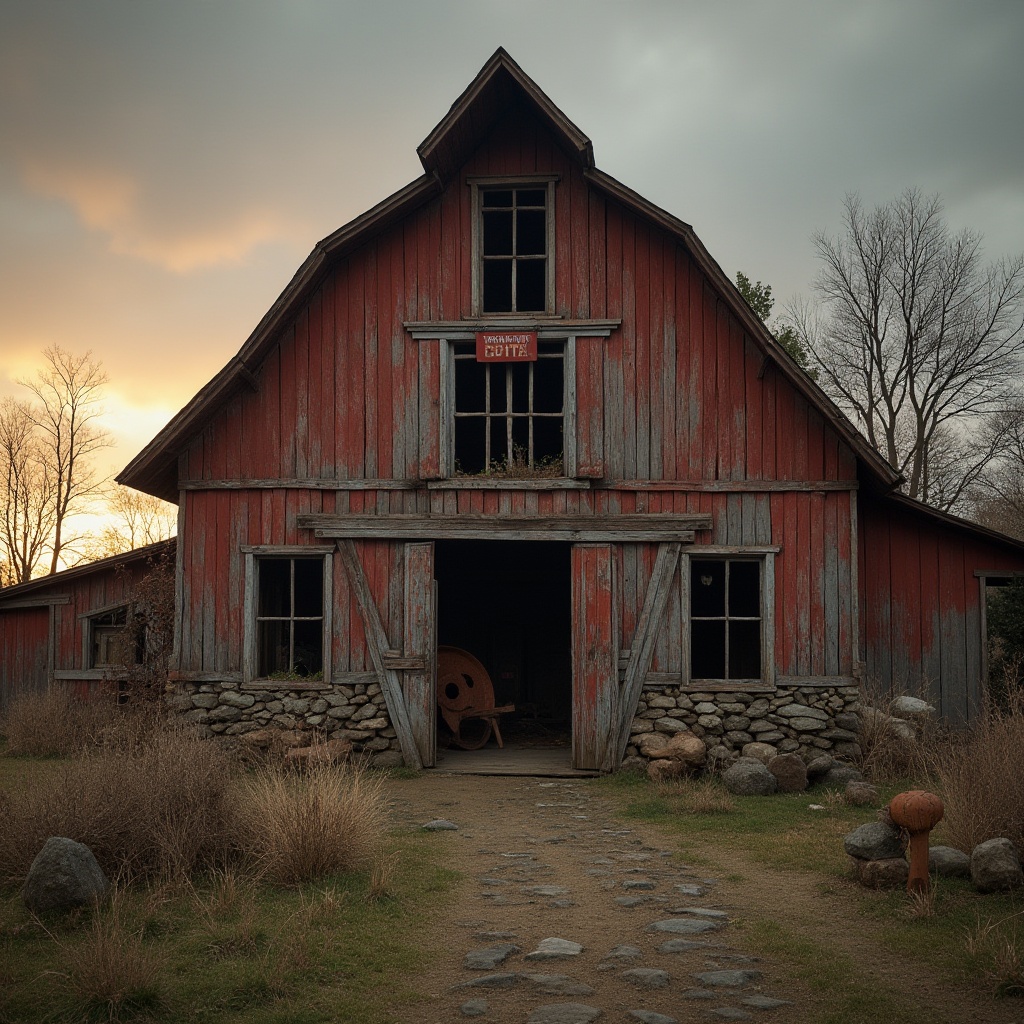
427, 478, 591, 491
242, 680, 332, 692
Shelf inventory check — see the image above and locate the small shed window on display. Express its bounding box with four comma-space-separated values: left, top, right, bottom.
453, 341, 564, 474
256, 556, 324, 679
690, 559, 763, 681
89, 607, 139, 668
472, 178, 555, 315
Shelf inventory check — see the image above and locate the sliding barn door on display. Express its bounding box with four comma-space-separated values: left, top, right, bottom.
571, 543, 619, 771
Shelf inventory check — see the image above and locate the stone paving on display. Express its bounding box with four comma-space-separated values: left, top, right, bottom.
401, 777, 796, 1022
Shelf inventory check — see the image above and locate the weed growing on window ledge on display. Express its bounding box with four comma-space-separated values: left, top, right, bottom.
455, 449, 564, 480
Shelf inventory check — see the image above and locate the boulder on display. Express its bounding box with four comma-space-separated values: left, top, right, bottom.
929, 846, 970, 879
971, 838, 1024, 893
22, 837, 109, 915
851, 856, 909, 889
741, 742, 778, 765
660, 731, 707, 767
890, 695, 935, 717
844, 781, 880, 807
805, 754, 835, 781
768, 753, 808, 793
721, 760, 777, 796
647, 759, 685, 782
817, 763, 864, 789
284, 737, 352, 767
843, 821, 905, 861
636, 732, 672, 758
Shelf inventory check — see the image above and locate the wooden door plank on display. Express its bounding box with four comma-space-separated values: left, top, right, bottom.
403, 542, 435, 767
337, 539, 422, 769
616, 542, 681, 761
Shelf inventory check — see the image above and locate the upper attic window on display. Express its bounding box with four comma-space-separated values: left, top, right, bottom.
471, 177, 556, 315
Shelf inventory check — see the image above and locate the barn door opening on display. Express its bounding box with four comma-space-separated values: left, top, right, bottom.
434, 540, 572, 759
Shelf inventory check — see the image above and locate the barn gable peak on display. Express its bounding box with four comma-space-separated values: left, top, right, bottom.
417, 48, 595, 182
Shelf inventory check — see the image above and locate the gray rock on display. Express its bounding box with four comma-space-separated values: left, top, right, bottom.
525, 937, 583, 960
22, 837, 109, 915
891, 695, 935, 716
648, 918, 722, 935
218, 690, 256, 709
529, 885, 569, 897
670, 906, 728, 918
460, 998, 489, 1017
721, 760, 777, 796
776, 703, 828, 721
844, 781, 879, 806
622, 879, 655, 890
851, 856, 908, 889
673, 883, 705, 896
422, 819, 458, 831
622, 967, 670, 989
464, 944, 521, 969
741, 995, 792, 1009
805, 754, 835, 779
629, 1012, 677, 1024
833, 712, 862, 732
708, 1010, 752, 1021
527, 1004, 602, 1024
694, 969, 762, 986
602, 944, 642, 961
459, 973, 520, 989
616, 896, 649, 907
818, 763, 864, 788
787, 716, 827, 732
972, 838, 1024, 892
659, 938, 710, 952
768, 752, 808, 792
844, 822, 905, 861
369, 750, 405, 768
929, 845, 971, 878
740, 741, 777, 764
522, 974, 596, 996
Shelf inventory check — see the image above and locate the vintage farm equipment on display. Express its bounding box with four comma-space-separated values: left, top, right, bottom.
437, 645, 515, 750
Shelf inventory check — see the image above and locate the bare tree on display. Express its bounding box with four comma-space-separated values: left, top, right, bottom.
970, 405, 1024, 540
84, 485, 178, 560
0, 399, 57, 584
20, 346, 112, 573
798, 189, 1024, 510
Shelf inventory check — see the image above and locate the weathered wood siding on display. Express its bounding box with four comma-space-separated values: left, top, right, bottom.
0, 606, 50, 710
858, 493, 1024, 722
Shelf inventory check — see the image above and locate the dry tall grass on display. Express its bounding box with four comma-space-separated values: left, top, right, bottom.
1, 688, 120, 756
0, 727, 234, 885
232, 762, 386, 885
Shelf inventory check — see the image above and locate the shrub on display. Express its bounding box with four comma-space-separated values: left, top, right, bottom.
0, 688, 119, 757
231, 762, 386, 885
933, 700, 1024, 853
0, 727, 234, 886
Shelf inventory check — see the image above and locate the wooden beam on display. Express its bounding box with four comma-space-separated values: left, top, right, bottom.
301, 513, 710, 543
336, 540, 422, 770
615, 542, 681, 762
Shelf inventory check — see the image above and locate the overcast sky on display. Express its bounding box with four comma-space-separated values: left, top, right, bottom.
2, 0, 1022, 487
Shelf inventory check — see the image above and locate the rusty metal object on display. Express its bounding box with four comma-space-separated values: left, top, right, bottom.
437, 645, 514, 750
889, 789, 945, 893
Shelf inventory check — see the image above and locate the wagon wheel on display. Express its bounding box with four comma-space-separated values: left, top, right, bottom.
437, 645, 496, 750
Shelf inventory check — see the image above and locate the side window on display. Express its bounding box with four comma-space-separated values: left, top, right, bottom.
255, 556, 324, 679
690, 559, 763, 681
89, 606, 140, 668
453, 341, 564, 475
473, 179, 555, 315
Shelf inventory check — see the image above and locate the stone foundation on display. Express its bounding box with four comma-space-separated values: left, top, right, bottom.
626, 685, 862, 766
169, 680, 403, 766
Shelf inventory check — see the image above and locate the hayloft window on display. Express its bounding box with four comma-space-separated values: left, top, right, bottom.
472, 178, 555, 315
690, 559, 763, 681
255, 556, 324, 679
453, 341, 564, 474
89, 606, 138, 669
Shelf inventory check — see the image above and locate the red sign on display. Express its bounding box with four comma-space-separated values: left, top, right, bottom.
475, 331, 537, 362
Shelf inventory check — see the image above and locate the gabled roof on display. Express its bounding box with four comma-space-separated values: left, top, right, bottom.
0, 539, 176, 606
118, 48, 900, 502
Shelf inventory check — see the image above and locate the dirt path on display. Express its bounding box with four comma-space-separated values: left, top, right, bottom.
382, 773, 1022, 1024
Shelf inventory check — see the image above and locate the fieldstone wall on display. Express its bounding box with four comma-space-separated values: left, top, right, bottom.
169, 680, 404, 767
626, 685, 862, 767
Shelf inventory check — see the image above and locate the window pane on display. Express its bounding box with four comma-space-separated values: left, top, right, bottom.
489, 364, 507, 413
258, 619, 290, 676
729, 620, 762, 679
482, 189, 512, 208
293, 621, 323, 676
483, 260, 513, 312
517, 209, 546, 255
483, 210, 513, 256
691, 560, 725, 617
691, 620, 726, 679
293, 559, 323, 617
456, 358, 486, 412
532, 357, 563, 412
511, 416, 530, 461
515, 258, 545, 311
516, 188, 546, 206
259, 558, 290, 617
489, 417, 510, 466
455, 418, 486, 475
729, 561, 760, 617
532, 417, 563, 466
511, 362, 530, 411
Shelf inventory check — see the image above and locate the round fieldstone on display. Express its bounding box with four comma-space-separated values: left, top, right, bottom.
522, 974, 596, 996
768, 752, 807, 792
525, 937, 583, 960
818, 763, 864, 788
648, 918, 722, 935
694, 969, 762, 986
851, 856, 909, 889
721, 760, 777, 796
464, 944, 521, 969
21, 837, 109, 915
602, 944, 642, 961
844, 821, 904, 861
527, 1005, 602, 1024
929, 845, 970, 878
629, 1012, 677, 1024
622, 967, 670, 989
422, 819, 458, 830
972, 838, 1024, 892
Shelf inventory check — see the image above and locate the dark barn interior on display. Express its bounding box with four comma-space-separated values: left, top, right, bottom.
435, 540, 572, 746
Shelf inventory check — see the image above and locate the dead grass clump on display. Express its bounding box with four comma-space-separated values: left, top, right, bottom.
0, 727, 234, 887
1, 688, 119, 757
231, 762, 386, 885
933, 702, 1024, 853
654, 776, 736, 815
50, 889, 162, 1021
856, 677, 938, 784
965, 911, 1024, 998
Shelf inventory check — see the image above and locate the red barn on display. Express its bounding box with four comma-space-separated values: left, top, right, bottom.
103, 50, 1024, 770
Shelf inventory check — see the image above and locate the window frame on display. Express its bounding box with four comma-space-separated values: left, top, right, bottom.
469, 175, 557, 317
681, 548, 775, 687
80, 602, 137, 670
242, 546, 334, 686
